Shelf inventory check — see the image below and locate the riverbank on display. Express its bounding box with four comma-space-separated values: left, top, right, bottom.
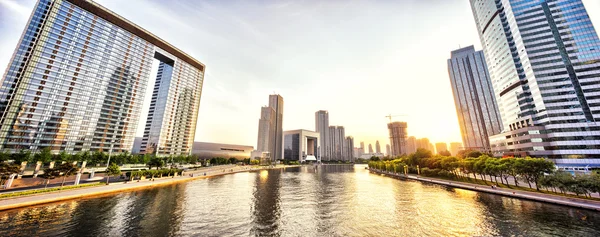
0, 165, 300, 211
369, 168, 600, 211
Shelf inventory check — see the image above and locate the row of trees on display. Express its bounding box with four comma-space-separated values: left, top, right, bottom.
128, 168, 183, 181
367, 149, 600, 197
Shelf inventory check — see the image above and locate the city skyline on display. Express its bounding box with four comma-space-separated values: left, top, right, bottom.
1, 0, 600, 149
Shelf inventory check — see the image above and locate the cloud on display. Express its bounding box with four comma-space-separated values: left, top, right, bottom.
0, 0, 31, 16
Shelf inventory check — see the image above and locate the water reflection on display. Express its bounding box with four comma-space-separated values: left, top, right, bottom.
0, 165, 599, 237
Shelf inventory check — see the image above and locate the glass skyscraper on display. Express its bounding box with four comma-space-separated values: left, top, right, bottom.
0, 0, 204, 156
470, 0, 600, 167
448, 46, 503, 152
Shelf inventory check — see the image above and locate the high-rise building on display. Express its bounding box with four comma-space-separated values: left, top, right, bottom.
256, 95, 283, 162
315, 110, 330, 161
386, 144, 391, 156
329, 126, 345, 161
470, 0, 600, 167
388, 122, 407, 156
0, 0, 204, 155
345, 136, 354, 162
416, 138, 432, 152
368, 144, 373, 154
406, 136, 417, 154
435, 142, 448, 154
257, 106, 275, 153
447, 46, 503, 152
375, 140, 381, 154
449, 142, 462, 156
269, 94, 284, 161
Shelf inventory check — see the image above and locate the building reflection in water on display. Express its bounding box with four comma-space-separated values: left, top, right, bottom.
251, 168, 282, 236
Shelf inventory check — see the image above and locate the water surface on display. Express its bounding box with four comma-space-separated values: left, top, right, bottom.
0, 165, 598, 236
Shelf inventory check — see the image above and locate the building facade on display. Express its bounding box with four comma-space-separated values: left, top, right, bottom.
315, 110, 330, 160
447, 46, 503, 152
328, 126, 347, 161
0, 0, 204, 155
368, 144, 373, 154
375, 140, 381, 154
269, 94, 284, 161
449, 142, 462, 156
387, 122, 407, 156
191, 142, 253, 160
386, 144, 391, 157
416, 138, 434, 152
345, 136, 354, 162
257, 106, 275, 153
283, 129, 320, 163
435, 142, 448, 154
406, 136, 417, 154
470, 0, 600, 167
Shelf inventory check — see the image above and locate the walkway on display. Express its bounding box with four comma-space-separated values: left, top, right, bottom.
0, 165, 298, 211
370, 169, 600, 211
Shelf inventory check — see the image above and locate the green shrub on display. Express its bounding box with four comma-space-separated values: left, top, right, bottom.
0, 183, 103, 199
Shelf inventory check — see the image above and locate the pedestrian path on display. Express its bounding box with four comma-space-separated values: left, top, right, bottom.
370, 169, 600, 211
0, 165, 297, 211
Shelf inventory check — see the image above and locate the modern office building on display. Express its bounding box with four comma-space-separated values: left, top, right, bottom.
435, 142, 448, 154
0, 0, 204, 155
131, 137, 143, 154
283, 129, 320, 162
449, 142, 462, 156
375, 140, 381, 154
368, 144, 373, 154
269, 94, 284, 161
191, 142, 253, 160
257, 106, 275, 153
470, 0, 600, 167
387, 122, 407, 156
315, 110, 330, 160
255, 94, 283, 163
447, 46, 503, 152
406, 136, 417, 154
386, 144, 391, 157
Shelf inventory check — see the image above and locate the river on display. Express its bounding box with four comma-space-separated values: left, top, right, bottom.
0, 165, 599, 236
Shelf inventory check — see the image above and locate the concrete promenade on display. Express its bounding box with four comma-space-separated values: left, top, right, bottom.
369, 168, 600, 211
0, 165, 300, 211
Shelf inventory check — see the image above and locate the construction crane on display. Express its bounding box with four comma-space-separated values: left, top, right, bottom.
385, 114, 408, 123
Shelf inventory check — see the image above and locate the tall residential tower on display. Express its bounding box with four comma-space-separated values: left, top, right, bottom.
0, 0, 204, 155
388, 122, 407, 157
315, 110, 330, 161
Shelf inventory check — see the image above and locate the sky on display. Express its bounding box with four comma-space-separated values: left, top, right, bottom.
1, 0, 600, 150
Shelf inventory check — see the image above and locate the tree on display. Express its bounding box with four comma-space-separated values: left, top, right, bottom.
33, 148, 54, 164
57, 163, 79, 187
91, 151, 107, 166
105, 163, 121, 184
0, 150, 10, 162
57, 151, 71, 162
147, 157, 164, 170
515, 157, 555, 191
11, 150, 31, 163
438, 150, 451, 156
228, 157, 238, 164
0, 163, 21, 186
40, 167, 60, 189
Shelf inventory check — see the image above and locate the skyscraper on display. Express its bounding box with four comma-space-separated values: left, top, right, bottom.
269, 94, 284, 161
406, 136, 417, 154
329, 126, 345, 161
345, 136, 354, 162
257, 106, 275, 153
386, 144, 391, 157
447, 46, 502, 152
0, 0, 204, 155
375, 140, 381, 154
387, 122, 407, 157
435, 142, 448, 154
315, 110, 330, 161
368, 144, 373, 154
470, 0, 600, 166
416, 138, 432, 152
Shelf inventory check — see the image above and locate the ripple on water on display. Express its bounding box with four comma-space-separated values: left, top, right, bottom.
1, 165, 600, 237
